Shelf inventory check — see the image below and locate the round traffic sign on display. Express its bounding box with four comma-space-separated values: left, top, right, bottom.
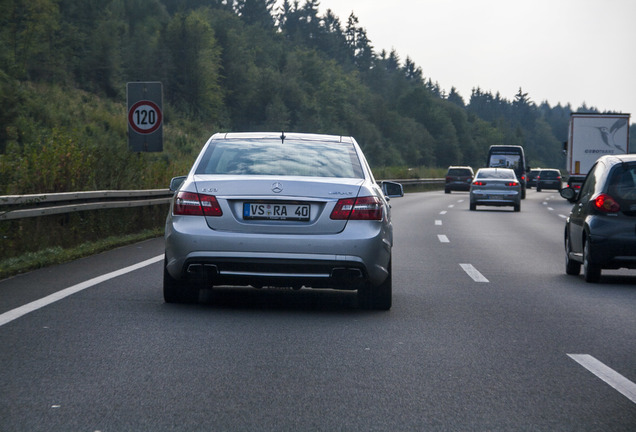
128, 100, 162, 134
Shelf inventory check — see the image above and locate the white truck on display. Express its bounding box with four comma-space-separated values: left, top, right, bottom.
564, 113, 631, 188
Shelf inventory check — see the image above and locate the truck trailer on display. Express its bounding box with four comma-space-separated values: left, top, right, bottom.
564, 113, 630, 189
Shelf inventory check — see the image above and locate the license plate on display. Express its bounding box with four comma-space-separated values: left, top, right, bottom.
243, 202, 310, 221
489, 195, 503, 200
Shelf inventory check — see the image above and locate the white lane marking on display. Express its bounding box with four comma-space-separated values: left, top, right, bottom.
0, 255, 164, 327
543, 202, 548, 205
440, 211, 447, 215
548, 207, 554, 211
438, 235, 449, 243
459, 263, 489, 282
457, 200, 464, 203
448, 204, 455, 208
568, 354, 636, 404
559, 214, 567, 219
435, 220, 442, 226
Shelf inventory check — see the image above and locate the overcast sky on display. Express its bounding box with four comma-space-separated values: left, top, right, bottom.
287, 0, 636, 121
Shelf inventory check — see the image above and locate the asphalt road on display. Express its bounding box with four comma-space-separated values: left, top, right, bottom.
1, 189, 635, 431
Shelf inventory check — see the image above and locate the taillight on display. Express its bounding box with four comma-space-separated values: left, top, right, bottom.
330, 196, 383, 220
592, 193, 620, 213
173, 191, 223, 216
505, 181, 519, 187
473, 181, 486, 186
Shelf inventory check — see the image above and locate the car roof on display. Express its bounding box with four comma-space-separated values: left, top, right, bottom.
599, 154, 636, 164
210, 132, 355, 144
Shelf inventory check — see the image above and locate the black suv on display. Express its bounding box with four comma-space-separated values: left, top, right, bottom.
445, 166, 474, 193
561, 154, 636, 282
536, 169, 562, 192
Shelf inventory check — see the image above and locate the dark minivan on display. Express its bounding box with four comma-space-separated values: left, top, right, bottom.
486, 145, 529, 198
561, 154, 636, 282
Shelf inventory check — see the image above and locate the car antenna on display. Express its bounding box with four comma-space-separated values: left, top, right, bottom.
280, 131, 286, 144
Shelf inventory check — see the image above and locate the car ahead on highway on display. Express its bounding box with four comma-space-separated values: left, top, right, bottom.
526, 168, 541, 188
536, 168, 562, 192
164, 132, 403, 309
445, 166, 474, 193
560, 154, 636, 282
469, 168, 521, 212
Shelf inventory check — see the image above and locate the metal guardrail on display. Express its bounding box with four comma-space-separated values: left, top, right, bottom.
0, 189, 173, 221
0, 179, 444, 221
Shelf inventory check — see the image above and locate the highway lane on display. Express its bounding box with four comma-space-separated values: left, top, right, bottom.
0, 189, 635, 431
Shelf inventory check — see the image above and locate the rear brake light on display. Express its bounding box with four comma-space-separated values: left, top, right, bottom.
473, 181, 486, 186
593, 193, 620, 213
330, 196, 383, 220
505, 181, 519, 187
173, 191, 223, 216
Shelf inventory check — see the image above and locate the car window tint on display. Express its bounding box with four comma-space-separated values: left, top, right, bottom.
609, 164, 636, 200
448, 169, 471, 176
196, 140, 364, 178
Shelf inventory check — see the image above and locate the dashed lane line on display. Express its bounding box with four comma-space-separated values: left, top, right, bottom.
568, 354, 636, 404
459, 263, 489, 283
438, 235, 450, 243
0, 255, 164, 327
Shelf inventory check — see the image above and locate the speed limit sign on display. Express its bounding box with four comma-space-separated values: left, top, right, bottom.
127, 82, 163, 152
128, 100, 162, 134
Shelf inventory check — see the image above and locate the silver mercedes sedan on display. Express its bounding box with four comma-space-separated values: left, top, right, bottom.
469, 167, 521, 212
164, 132, 403, 309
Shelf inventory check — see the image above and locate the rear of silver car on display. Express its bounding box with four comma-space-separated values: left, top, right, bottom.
469, 168, 521, 212
164, 133, 398, 309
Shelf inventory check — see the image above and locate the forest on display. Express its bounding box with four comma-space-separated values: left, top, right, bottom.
1, 0, 634, 195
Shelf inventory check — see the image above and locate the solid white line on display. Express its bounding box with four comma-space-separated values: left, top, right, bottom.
438, 234, 449, 243
0, 255, 164, 327
459, 263, 489, 282
435, 220, 442, 226
568, 354, 636, 404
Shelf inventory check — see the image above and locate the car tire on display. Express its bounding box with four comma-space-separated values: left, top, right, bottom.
359, 260, 392, 310
164, 260, 200, 303
470, 202, 476, 211
536, 185, 542, 192
514, 203, 520, 212
445, 188, 450, 194
521, 188, 526, 199
565, 232, 581, 275
583, 240, 601, 283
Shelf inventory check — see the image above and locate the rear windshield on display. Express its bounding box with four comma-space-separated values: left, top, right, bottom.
448, 169, 472, 176
540, 171, 560, 179
477, 169, 516, 179
195, 139, 365, 178
488, 154, 521, 171
608, 163, 636, 202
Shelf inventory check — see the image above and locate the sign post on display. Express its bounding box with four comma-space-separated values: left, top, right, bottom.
126, 82, 163, 152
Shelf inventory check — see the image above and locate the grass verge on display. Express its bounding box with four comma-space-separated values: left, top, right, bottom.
0, 228, 163, 280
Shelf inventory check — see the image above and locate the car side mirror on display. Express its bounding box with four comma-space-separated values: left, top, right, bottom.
170, 176, 187, 192
381, 181, 404, 198
560, 187, 577, 202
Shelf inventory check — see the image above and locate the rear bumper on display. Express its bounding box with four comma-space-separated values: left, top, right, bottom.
165, 216, 392, 288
